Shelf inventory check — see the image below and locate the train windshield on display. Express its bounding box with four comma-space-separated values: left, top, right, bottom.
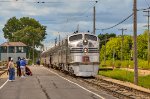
69, 34, 82, 41
85, 34, 97, 41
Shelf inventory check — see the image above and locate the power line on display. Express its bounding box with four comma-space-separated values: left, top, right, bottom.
60, 0, 99, 33
0, 0, 97, 3
36, 1, 97, 3
96, 7, 150, 31
96, 13, 133, 31
38, 1, 99, 32
0, 0, 12, 2
137, 7, 150, 11
65, 1, 98, 21
144, 0, 150, 7
0, 0, 64, 3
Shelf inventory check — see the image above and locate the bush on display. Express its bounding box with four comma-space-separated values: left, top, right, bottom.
27, 60, 32, 65
116, 61, 121, 68
138, 59, 149, 69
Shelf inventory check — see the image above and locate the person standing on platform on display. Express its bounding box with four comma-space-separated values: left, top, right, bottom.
20, 57, 26, 78
7, 58, 15, 81
16, 57, 21, 77
36, 59, 40, 66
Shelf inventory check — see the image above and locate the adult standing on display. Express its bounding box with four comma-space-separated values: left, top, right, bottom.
20, 57, 26, 78
16, 57, 21, 77
36, 59, 40, 66
7, 58, 15, 81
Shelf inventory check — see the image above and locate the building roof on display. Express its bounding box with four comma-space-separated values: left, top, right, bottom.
0, 42, 27, 46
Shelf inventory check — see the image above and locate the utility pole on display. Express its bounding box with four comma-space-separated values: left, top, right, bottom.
93, 6, 96, 35
55, 37, 57, 46
113, 48, 115, 69
59, 34, 60, 46
32, 40, 35, 65
118, 28, 127, 67
104, 35, 107, 65
7, 41, 9, 61
77, 24, 79, 33
133, 0, 138, 85
143, 9, 150, 67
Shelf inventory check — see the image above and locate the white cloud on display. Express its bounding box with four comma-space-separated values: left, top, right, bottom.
0, 0, 149, 47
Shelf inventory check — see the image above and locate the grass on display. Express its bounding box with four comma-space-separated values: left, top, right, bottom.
100, 59, 150, 69
99, 69, 150, 89
139, 75, 150, 88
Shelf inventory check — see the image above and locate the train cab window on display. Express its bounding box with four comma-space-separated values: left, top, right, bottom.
85, 34, 97, 41
69, 34, 82, 41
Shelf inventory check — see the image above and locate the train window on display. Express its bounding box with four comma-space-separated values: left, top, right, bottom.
69, 34, 82, 41
85, 34, 97, 41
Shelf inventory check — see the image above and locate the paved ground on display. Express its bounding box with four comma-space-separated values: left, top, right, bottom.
0, 66, 117, 99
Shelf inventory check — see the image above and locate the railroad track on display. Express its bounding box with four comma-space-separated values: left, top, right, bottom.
45, 66, 150, 99
80, 78, 150, 99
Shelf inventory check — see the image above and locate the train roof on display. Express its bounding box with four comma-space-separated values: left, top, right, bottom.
41, 41, 67, 56
69, 32, 95, 36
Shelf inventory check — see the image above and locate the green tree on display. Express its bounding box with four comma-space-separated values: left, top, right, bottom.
13, 26, 44, 47
3, 17, 21, 40
137, 30, 148, 60
3, 17, 47, 47
98, 33, 116, 49
100, 35, 132, 60
3, 17, 47, 61
13, 26, 44, 62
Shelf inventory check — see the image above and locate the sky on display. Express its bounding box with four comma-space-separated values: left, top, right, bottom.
0, 0, 149, 49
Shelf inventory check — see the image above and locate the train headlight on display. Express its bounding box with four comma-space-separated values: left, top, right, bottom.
84, 48, 88, 53
83, 39, 88, 45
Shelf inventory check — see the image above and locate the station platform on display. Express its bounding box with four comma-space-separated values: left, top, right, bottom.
0, 66, 116, 99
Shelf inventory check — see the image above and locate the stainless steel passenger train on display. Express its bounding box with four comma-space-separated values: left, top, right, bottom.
41, 32, 99, 77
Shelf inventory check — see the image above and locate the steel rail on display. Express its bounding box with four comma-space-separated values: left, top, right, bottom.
44, 65, 150, 99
